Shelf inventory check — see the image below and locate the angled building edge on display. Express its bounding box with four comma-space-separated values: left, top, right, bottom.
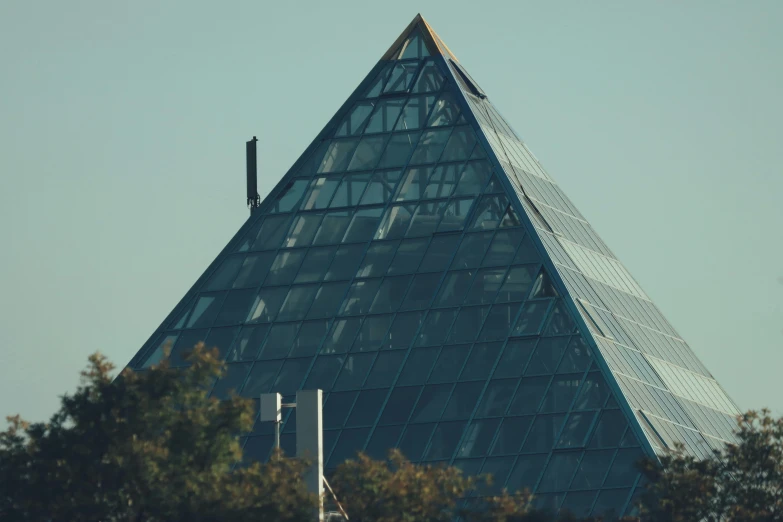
126, 15, 741, 520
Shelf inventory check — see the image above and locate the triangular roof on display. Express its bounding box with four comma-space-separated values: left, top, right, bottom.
127, 15, 740, 519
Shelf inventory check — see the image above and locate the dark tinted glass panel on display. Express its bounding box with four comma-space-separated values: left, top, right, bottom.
479, 457, 515, 495
211, 363, 252, 400
427, 92, 460, 127
375, 204, 415, 240
342, 208, 383, 243
479, 304, 520, 341
304, 355, 342, 391
233, 252, 275, 288
246, 287, 287, 323
423, 421, 466, 460
334, 353, 375, 390
258, 323, 299, 360
331, 173, 370, 208
506, 454, 548, 493
494, 339, 537, 378
557, 336, 592, 374
204, 256, 243, 291
412, 60, 444, 93
491, 416, 534, 455
379, 386, 421, 425
213, 289, 256, 327
202, 327, 239, 360
525, 337, 570, 375
540, 374, 583, 413
434, 270, 474, 307
240, 361, 283, 398
248, 215, 291, 251
307, 281, 349, 319
345, 389, 387, 427
357, 242, 399, 278
295, 247, 337, 283
302, 177, 340, 210
454, 160, 493, 196
395, 95, 436, 131
483, 229, 525, 267
378, 132, 419, 168
460, 342, 502, 381
272, 357, 311, 395
386, 238, 428, 275
226, 325, 267, 362
571, 450, 614, 489
340, 279, 382, 315
457, 418, 501, 458
352, 314, 393, 351
398, 423, 436, 461
364, 350, 405, 389
360, 169, 403, 205
186, 293, 226, 328
322, 318, 361, 354
318, 139, 359, 173
512, 300, 553, 337
268, 179, 309, 213
410, 384, 452, 423
348, 135, 389, 171
446, 306, 488, 344
284, 213, 324, 247
573, 373, 611, 410
603, 448, 644, 488
530, 270, 558, 299
450, 232, 494, 269
312, 210, 352, 245
369, 276, 411, 314
423, 163, 460, 199
475, 379, 517, 417
543, 301, 576, 336
365, 99, 405, 133
397, 347, 438, 385
497, 264, 536, 302
383, 311, 425, 350
409, 128, 451, 164
419, 234, 461, 272
522, 414, 566, 453
400, 273, 441, 310
364, 425, 403, 460
277, 285, 319, 321
384, 61, 419, 93
538, 452, 580, 492
508, 376, 551, 415
469, 195, 508, 230
325, 245, 365, 281
415, 309, 458, 347
557, 411, 597, 448
441, 381, 483, 420
406, 200, 447, 237
290, 320, 329, 357
591, 489, 630, 519
327, 428, 370, 467
589, 410, 628, 449
266, 250, 306, 286
323, 391, 358, 429
335, 101, 374, 136
438, 197, 474, 232
429, 344, 471, 383
440, 126, 476, 162
168, 329, 208, 365
396, 166, 433, 201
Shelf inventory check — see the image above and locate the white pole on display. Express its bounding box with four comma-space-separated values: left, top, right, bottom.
296, 389, 324, 522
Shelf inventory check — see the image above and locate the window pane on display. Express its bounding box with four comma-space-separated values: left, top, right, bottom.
460, 342, 503, 381
202, 327, 240, 360
383, 311, 425, 350
246, 287, 287, 323
312, 210, 352, 245
375, 204, 415, 240
284, 213, 324, 248
543, 301, 576, 336
454, 160, 493, 196
457, 418, 501, 458
469, 195, 509, 230
521, 414, 566, 453
494, 339, 537, 379
491, 416, 534, 455
383, 61, 419, 93
240, 360, 283, 398
277, 285, 319, 321
570, 450, 613, 489
348, 135, 389, 171
335, 101, 375, 136
272, 357, 312, 395
476, 379, 517, 417
352, 314, 394, 351
506, 454, 548, 493
226, 325, 268, 362
290, 320, 329, 357
442, 381, 483, 420
406, 201, 448, 237
401, 273, 442, 311
265, 250, 305, 286
386, 238, 428, 275
204, 255, 244, 291
427, 92, 461, 127
364, 63, 393, 98
364, 425, 403, 460
423, 163, 460, 199
186, 293, 226, 328
395, 94, 437, 131
302, 177, 340, 210
483, 229, 525, 267
233, 252, 275, 288
423, 421, 466, 460
557, 336, 592, 374
540, 374, 583, 413
340, 279, 382, 315
321, 318, 362, 354
588, 410, 627, 449
415, 309, 459, 347
342, 208, 383, 243
257, 322, 300, 360
437, 197, 474, 232
450, 232, 494, 269
334, 353, 375, 390
410, 384, 453, 423
327, 428, 370, 468
433, 270, 475, 307
428, 344, 471, 383
247, 215, 291, 251
591, 488, 630, 519
378, 132, 419, 168
214, 288, 257, 326
395, 166, 433, 201
446, 306, 489, 344
513, 234, 541, 265
530, 270, 558, 299
317, 139, 359, 173
465, 267, 506, 305
345, 389, 388, 427
538, 452, 580, 492
330, 173, 370, 208
419, 234, 461, 272
409, 128, 451, 164
307, 281, 350, 319
512, 300, 553, 336
364, 350, 405, 389
398, 30, 429, 59
397, 347, 438, 385
412, 60, 444, 93
558, 411, 597, 448
379, 386, 421, 425
359, 169, 403, 205
369, 276, 412, 314
525, 337, 570, 375
496, 265, 537, 303
440, 126, 476, 162
479, 304, 521, 341
573, 372, 611, 410
268, 179, 309, 213
294, 247, 337, 283
479, 458, 515, 495
398, 423, 435, 460
304, 355, 342, 391
365, 99, 405, 133
356, 242, 399, 278
325, 244, 366, 280
323, 391, 358, 429
603, 448, 644, 487
508, 376, 551, 415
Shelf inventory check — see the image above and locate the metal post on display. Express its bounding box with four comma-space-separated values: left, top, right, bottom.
296, 389, 324, 522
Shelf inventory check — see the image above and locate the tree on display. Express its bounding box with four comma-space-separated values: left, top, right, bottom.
329, 449, 538, 522
0, 345, 316, 522
638, 409, 783, 521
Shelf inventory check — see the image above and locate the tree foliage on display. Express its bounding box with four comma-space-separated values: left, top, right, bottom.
638, 409, 783, 522
0, 345, 316, 522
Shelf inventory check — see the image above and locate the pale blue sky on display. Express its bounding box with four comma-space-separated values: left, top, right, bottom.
1, 1, 781, 423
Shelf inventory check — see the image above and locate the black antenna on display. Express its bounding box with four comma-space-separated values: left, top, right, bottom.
246, 136, 260, 213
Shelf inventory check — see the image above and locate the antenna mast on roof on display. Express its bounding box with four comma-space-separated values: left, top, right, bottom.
246, 136, 261, 213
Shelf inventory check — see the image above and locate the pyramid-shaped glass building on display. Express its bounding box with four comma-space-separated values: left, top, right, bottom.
127, 15, 740, 519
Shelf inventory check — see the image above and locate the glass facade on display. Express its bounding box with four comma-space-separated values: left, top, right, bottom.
127, 16, 740, 520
